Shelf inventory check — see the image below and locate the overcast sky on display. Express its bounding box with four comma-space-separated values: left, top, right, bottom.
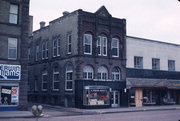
30, 0, 180, 44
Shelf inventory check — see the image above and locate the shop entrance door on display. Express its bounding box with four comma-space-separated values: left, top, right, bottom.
111, 91, 120, 107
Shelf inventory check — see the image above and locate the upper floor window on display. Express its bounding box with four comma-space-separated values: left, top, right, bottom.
42, 70, 47, 91
53, 66, 60, 91
97, 36, 107, 56
152, 58, 160, 70
134, 56, 143, 69
111, 38, 119, 57
53, 38, 60, 57
35, 45, 39, 61
8, 38, 17, 60
42, 42, 46, 59
112, 67, 121, 81
168, 60, 175, 71
67, 35, 72, 54
97, 66, 108, 80
9, 4, 18, 24
83, 34, 92, 54
83, 65, 93, 79
42, 41, 48, 59
65, 64, 73, 90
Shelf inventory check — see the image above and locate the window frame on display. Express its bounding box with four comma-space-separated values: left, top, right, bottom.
83, 65, 94, 80
35, 45, 39, 61
9, 4, 19, 24
112, 67, 121, 81
168, 60, 175, 71
152, 58, 160, 70
97, 36, 107, 56
8, 37, 17, 60
97, 66, 108, 81
65, 65, 73, 91
111, 38, 119, 57
83, 34, 92, 55
53, 67, 60, 91
134, 56, 143, 69
42, 71, 47, 91
42, 42, 46, 60
67, 35, 72, 54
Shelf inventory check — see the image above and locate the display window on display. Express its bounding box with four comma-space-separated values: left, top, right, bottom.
0, 86, 19, 106
83, 86, 110, 105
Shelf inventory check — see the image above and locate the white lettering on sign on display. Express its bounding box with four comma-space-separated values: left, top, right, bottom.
0, 64, 21, 80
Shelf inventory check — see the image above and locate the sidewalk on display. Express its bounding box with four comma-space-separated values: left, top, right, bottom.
0, 104, 179, 119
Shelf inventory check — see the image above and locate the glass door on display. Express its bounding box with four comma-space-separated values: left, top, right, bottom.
111, 91, 120, 107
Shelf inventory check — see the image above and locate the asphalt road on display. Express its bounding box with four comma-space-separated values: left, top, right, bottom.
1, 110, 180, 121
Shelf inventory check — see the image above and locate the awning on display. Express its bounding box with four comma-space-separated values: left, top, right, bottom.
126, 78, 180, 90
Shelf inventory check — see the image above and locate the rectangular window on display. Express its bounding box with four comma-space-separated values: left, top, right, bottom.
84, 34, 92, 54
8, 38, 17, 60
83, 86, 110, 106
97, 36, 107, 56
53, 39, 57, 57
67, 35, 72, 54
152, 58, 160, 70
42, 43, 46, 60
53, 71, 59, 91
134, 56, 143, 69
46, 41, 48, 59
0, 86, 19, 106
35, 45, 39, 61
66, 72, 72, 90
9, 4, 18, 24
168, 60, 175, 71
111, 38, 119, 57
57, 39, 60, 56
42, 72, 47, 91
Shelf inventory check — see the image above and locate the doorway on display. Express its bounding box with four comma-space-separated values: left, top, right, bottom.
111, 91, 120, 107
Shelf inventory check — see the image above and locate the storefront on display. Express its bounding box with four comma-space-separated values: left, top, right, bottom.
0, 64, 21, 111
127, 78, 180, 107
83, 86, 110, 106
75, 80, 128, 109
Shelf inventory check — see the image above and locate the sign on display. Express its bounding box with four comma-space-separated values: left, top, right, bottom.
0, 64, 21, 80
2, 89, 11, 94
11, 87, 19, 103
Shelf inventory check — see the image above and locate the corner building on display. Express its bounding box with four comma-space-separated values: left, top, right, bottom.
28, 6, 128, 108
0, 0, 30, 111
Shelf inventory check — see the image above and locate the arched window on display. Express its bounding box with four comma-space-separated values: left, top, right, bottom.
83, 34, 92, 54
42, 69, 47, 91
65, 64, 73, 90
112, 67, 121, 81
111, 38, 119, 57
83, 65, 94, 79
53, 66, 59, 91
97, 66, 108, 80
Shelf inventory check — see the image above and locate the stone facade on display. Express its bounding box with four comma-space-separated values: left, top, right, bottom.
0, 0, 30, 110
28, 6, 127, 107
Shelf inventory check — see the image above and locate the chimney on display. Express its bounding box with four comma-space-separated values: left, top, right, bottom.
40, 21, 45, 29
63, 11, 69, 16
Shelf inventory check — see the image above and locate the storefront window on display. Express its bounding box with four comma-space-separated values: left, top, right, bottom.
83, 86, 110, 105
143, 89, 156, 104
0, 86, 19, 106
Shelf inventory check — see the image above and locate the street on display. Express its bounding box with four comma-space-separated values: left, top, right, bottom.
1, 110, 180, 121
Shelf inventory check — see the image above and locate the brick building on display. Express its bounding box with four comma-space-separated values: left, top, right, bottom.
28, 6, 128, 108
0, 0, 30, 111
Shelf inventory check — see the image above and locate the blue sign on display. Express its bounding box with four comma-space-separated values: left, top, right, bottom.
0, 64, 21, 80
